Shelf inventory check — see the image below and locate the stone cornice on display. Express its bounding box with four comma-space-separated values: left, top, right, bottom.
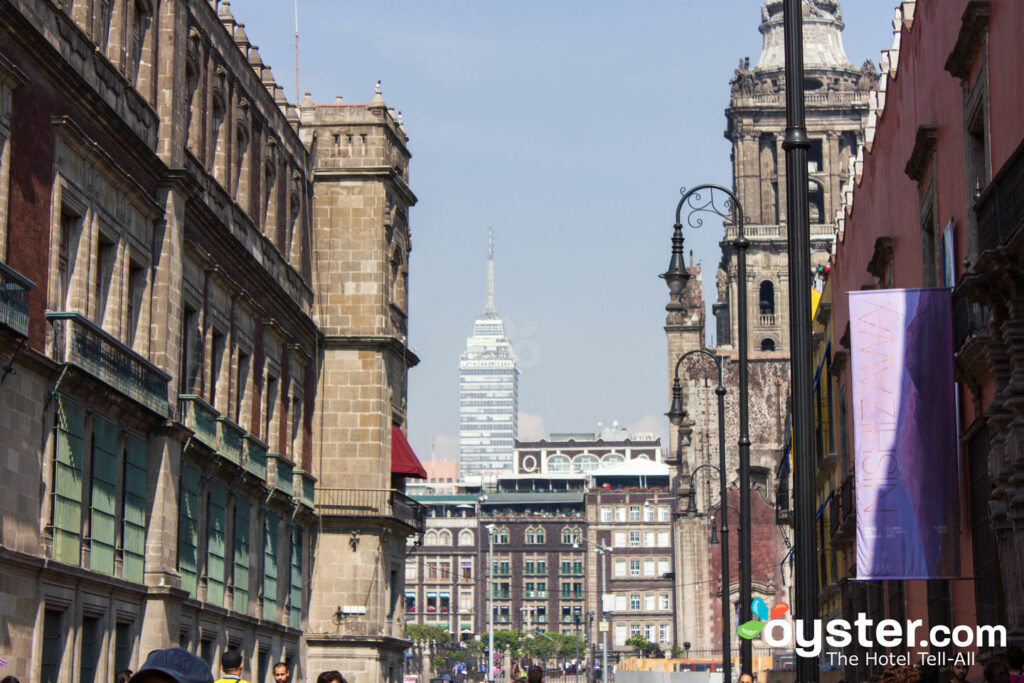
904, 125, 938, 182
945, 0, 991, 80
324, 335, 420, 367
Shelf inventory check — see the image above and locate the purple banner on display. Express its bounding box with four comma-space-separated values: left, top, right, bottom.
849, 288, 959, 580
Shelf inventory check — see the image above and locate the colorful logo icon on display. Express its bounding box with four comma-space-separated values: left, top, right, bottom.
737, 598, 789, 639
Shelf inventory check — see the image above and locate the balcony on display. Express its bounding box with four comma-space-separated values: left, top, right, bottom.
560, 592, 584, 600
179, 394, 219, 451
49, 312, 170, 416
976, 140, 1024, 254
268, 453, 293, 496
492, 589, 511, 600
217, 416, 245, 465
0, 261, 34, 337
243, 434, 269, 480
314, 488, 427, 533
758, 313, 777, 327
294, 469, 316, 508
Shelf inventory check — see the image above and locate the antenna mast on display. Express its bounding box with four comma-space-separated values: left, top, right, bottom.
293, 0, 300, 104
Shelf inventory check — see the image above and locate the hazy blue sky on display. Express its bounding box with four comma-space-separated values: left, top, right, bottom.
238, 0, 898, 463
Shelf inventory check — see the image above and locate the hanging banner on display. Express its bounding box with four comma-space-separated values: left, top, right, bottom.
849, 288, 959, 580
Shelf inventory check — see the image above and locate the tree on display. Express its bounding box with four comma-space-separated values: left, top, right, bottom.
625, 634, 660, 658
492, 630, 526, 656
522, 634, 557, 660
406, 623, 451, 644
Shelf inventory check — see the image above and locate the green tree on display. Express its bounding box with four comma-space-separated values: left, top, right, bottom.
492, 630, 526, 656
625, 634, 659, 658
406, 623, 451, 644
522, 633, 557, 660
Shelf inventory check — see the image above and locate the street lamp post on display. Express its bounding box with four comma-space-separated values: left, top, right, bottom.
663, 185, 752, 675
667, 349, 730, 682
573, 537, 610, 683
781, 1, 819, 680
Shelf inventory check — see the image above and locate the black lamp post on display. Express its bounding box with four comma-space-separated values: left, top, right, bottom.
781, 2, 818, 680
664, 185, 752, 675
667, 349, 731, 681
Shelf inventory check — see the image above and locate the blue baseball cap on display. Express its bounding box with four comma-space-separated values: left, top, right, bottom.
129, 648, 214, 683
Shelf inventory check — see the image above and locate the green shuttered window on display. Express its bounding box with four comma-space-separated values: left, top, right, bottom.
90, 417, 118, 574
122, 435, 147, 583
53, 397, 85, 565
263, 510, 278, 621
206, 480, 227, 606
233, 496, 250, 612
289, 527, 303, 628
178, 462, 200, 597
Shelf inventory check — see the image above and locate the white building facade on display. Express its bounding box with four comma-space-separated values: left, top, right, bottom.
459, 235, 519, 482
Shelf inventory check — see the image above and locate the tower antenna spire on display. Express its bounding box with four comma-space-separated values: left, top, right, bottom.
484, 228, 497, 317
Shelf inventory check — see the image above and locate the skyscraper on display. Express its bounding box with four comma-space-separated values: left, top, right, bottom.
459, 232, 519, 482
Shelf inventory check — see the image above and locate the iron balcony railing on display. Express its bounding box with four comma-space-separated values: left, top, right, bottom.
314, 488, 427, 532
953, 293, 988, 351
0, 261, 34, 337
49, 312, 169, 416
976, 140, 1024, 253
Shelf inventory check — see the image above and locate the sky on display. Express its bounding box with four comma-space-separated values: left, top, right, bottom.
237, 0, 899, 463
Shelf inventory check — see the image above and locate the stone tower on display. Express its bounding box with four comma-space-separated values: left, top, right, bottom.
300, 88, 420, 683
716, 0, 875, 354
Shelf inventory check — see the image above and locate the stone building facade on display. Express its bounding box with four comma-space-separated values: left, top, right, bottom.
665, 0, 875, 662
0, 2, 423, 683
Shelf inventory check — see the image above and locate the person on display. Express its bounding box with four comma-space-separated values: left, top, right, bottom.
214, 650, 249, 683
738, 674, 754, 683
985, 660, 1010, 683
951, 662, 971, 682
117, 669, 134, 683
315, 671, 346, 683
526, 666, 543, 683
2, 676, 21, 683
272, 664, 289, 683
127, 648, 214, 683
1008, 646, 1024, 683
919, 663, 940, 683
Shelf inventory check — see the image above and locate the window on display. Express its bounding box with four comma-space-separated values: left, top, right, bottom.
562, 527, 574, 544
600, 506, 612, 522
527, 528, 535, 544
458, 529, 473, 547
40, 609, 64, 683
264, 372, 278, 450
263, 511, 279, 620
645, 624, 655, 642
460, 588, 474, 611
644, 532, 655, 548
658, 531, 670, 547
643, 504, 654, 522
129, 0, 152, 88
114, 622, 133, 672
206, 480, 227, 606
629, 506, 640, 522
644, 560, 655, 577
80, 615, 101, 683
235, 351, 250, 426
496, 528, 509, 544
438, 529, 452, 546
405, 561, 417, 582
645, 595, 656, 611
614, 532, 626, 548
178, 461, 200, 597
614, 595, 627, 611
548, 454, 570, 473
56, 210, 78, 310
52, 397, 85, 565
630, 560, 641, 577
536, 528, 545, 544
658, 559, 670, 577
572, 454, 599, 473
614, 560, 626, 577
290, 528, 301, 630
761, 338, 776, 351
614, 507, 626, 522
659, 624, 670, 644
234, 496, 250, 610
631, 624, 641, 637
209, 330, 226, 410
629, 531, 641, 547
760, 280, 776, 318
126, 260, 146, 347
615, 625, 627, 646
657, 506, 670, 522
89, 417, 118, 575
93, 232, 115, 326
660, 595, 671, 610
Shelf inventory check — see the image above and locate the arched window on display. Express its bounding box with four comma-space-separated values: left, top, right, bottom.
535, 527, 545, 544
572, 528, 582, 544
562, 527, 574, 545
760, 281, 775, 316
601, 453, 625, 467
573, 454, 600, 474
761, 338, 776, 351
496, 528, 509, 545
548, 454, 570, 474
424, 530, 437, 546
458, 529, 474, 546
526, 528, 536, 545
438, 529, 452, 546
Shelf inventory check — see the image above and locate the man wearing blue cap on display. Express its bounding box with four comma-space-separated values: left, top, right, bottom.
214, 650, 250, 683
128, 649, 214, 683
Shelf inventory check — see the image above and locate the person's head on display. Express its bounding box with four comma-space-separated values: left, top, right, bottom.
526, 666, 543, 683
738, 674, 754, 683
220, 650, 243, 676
951, 663, 970, 681
273, 664, 290, 683
128, 648, 215, 683
315, 671, 345, 683
918, 663, 940, 683
116, 670, 134, 683
2, 676, 22, 683
984, 659, 1010, 683
1008, 645, 1024, 670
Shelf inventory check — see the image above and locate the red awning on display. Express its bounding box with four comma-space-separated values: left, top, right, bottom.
391, 425, 427, 479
